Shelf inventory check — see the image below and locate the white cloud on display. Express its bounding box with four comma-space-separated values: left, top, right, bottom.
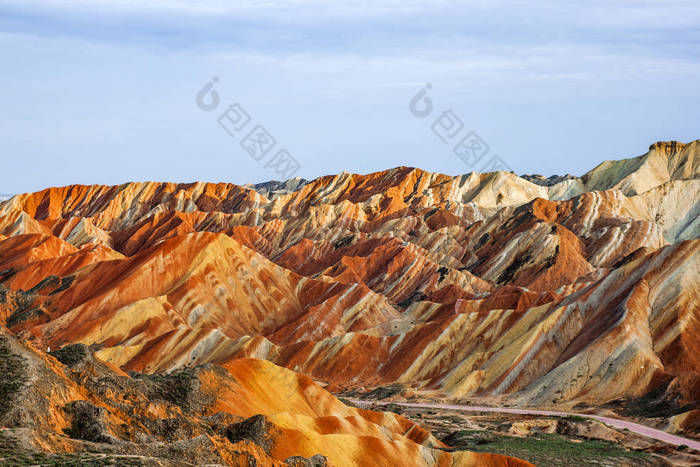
0, 0, 698, 192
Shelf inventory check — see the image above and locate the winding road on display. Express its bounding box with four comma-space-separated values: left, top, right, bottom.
351, 400, 700, 451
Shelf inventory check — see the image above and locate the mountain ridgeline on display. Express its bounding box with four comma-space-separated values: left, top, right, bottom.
0, 140, 698, 465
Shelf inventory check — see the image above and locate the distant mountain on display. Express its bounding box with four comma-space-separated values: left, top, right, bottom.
0, 140, 698, 462
245, 177, 309, 198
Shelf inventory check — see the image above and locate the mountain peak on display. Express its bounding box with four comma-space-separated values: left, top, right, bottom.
649, 140, 686, 154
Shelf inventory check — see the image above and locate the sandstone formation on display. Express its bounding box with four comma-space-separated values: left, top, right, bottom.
0, 140, 698, 461
0, 331, 529, 465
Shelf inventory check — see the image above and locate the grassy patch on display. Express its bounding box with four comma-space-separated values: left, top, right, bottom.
444, 431, 657, 467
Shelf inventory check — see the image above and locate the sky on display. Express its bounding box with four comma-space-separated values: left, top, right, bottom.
1, 0, 699, 193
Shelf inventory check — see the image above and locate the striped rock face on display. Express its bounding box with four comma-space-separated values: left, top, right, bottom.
1, 140, 699, 439
0, 333, 531, 466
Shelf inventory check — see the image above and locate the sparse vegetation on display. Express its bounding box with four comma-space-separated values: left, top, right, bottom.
496, 253, 532, 285
5, 307, 46, 328
50, 343, 89, 367
0, 268, 16, 284
26, 275, 61, 294
336, 397, 359, 408
49, 275, 76, 295
616, 380, 699, 419
0, 430, 144, 466
63, 401, 112, 443
397, 291, 428, 308
225, 414, 278, 455
562, 414, 587, 423
364, 385, 403, 400
333, 235, 354, 249
443, 430, 657, 467
285, 454, 329, 466
141, 367, 201, 411
3, 286, 42, 328
476, 232, 490, 248
0, 337, 28, 418
382, 403, 406, 414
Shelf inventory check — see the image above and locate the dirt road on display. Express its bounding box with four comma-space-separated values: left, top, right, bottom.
352, 399, 700, 451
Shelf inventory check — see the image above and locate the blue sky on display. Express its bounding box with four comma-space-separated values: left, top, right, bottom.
1, 0, 699, 193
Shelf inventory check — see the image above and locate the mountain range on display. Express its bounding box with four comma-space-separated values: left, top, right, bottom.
0, 140, 698, 465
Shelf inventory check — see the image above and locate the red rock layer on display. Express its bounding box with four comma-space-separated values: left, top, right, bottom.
0, 140, 698, 440
0, 331, 530, 466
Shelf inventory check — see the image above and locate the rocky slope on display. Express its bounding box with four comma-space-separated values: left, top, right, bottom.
0, 329, 529, 466
0, 140, 698, 458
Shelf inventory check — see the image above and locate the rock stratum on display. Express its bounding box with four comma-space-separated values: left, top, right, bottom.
1, 335, 527, 466
0, 140, 699, 464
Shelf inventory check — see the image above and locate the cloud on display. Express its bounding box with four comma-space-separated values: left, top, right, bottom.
2, 0, 699, 57
0, 0, 699, 192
